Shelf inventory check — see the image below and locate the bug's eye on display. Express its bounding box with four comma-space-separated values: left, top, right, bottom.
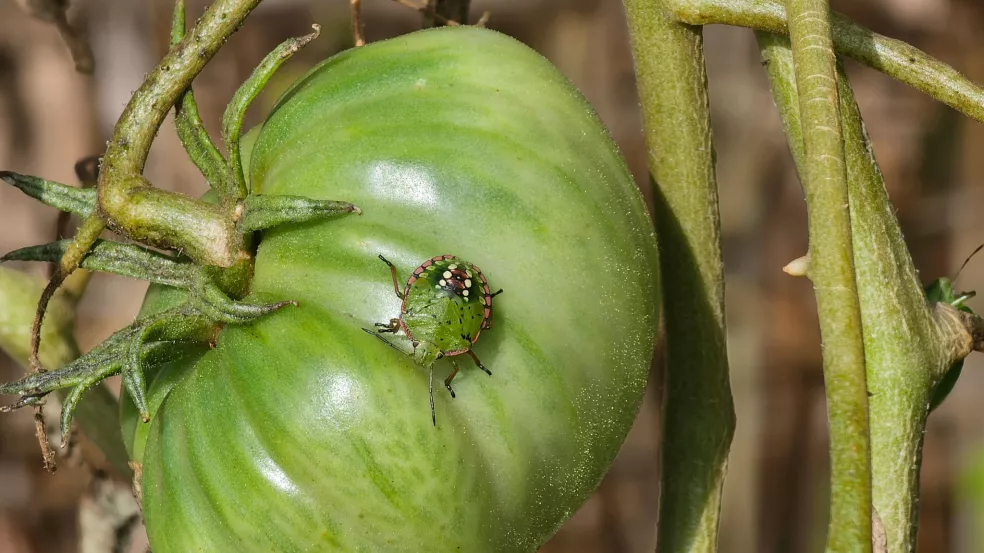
412, 341, 419, 348
436, 353, 444, 359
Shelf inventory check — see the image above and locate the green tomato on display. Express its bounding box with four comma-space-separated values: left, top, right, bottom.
126, 26, 659, 552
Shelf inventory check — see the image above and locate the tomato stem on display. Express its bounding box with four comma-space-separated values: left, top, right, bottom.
784, 2, 873, 549
662, 0, 984, 125
622, 3, 735, 552
758, 29, 981, 553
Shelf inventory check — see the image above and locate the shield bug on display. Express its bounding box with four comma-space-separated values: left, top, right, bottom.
364, 254, 503, 424
925, 243, 982, 411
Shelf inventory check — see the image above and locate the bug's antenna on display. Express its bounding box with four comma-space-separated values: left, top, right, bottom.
953, 243, 984, 283
429, 367, 436, 426
490, 289, 504, 298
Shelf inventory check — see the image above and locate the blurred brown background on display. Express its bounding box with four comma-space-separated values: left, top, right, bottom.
1, 0, 983, 551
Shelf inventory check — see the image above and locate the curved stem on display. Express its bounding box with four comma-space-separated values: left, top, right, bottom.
664, 0, 984, 125
63, 0, 265, 278
622, 2, 735, 551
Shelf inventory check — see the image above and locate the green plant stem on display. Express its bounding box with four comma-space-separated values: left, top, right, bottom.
0, 267, 131, 477
58, 0, 265, 283
784, 2, 872, 551
664, 0, 984, 124
29, 0, 264, 374
759, 32, 976, 553
622, 2, 735, 552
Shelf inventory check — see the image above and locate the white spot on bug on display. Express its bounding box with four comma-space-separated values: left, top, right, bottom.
466, 270, 472, 278
439, 279, 447, 286
443, 271, 452, 279
463, 290, 470, 297
448, 264, 458, 270
464, 279, 472, 288
435, 285, 441, 289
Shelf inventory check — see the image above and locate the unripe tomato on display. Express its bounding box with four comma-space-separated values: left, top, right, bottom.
126, 26, 658, 552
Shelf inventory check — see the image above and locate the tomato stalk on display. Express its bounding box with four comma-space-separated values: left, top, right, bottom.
784, 2, 872, 550
660, 0, 984, 125
758, 30, 984, 553
622, 3, 735, 552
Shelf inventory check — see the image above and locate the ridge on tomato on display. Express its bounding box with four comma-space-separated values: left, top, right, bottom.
127, 26, 659, 552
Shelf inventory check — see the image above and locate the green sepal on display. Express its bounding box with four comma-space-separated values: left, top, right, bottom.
2, 239, 195, 288
239, 194, 362, 233
170, 0, 230, 196
0, 305, 217, 443
0, 171, 96, 216
222, 25, 321, 197
122, 335, 151, 423
192, 279, 297, 323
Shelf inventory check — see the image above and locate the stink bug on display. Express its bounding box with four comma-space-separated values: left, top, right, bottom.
926, 243, 982, 411
364, 254, 503, 424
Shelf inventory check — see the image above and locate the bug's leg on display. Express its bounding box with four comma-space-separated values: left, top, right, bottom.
483, 288, 504, 330
467, 350, 492, 376
373, 318, 401, 333
953, 291, 977, 309
444, 359, 460, 398
378, 255, 405, 299
429, 366, 436, 426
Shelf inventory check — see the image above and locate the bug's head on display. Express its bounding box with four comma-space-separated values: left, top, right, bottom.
412, 340, 443, 367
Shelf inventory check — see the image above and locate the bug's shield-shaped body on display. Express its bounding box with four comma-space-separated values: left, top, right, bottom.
400, 255, 492, 357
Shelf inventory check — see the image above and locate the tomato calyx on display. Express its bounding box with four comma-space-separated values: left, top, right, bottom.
0, 1, 360, 461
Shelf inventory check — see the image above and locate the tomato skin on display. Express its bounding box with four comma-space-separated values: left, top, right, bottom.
135, 26, 659, 552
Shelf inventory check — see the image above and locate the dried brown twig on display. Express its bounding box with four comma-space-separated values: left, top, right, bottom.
15, 0, 94, 74
389, 0, 489, 27
350, 0, 365, 46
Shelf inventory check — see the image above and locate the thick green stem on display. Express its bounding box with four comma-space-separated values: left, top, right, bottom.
62, 0, 264, 279
622, 2, 735, 552
26, 0, 264, 372
664, 0, 984, 125
759, 31, 974, 553
785, 2, 872, 551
